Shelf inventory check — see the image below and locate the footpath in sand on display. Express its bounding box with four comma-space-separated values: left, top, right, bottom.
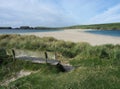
23, 29, 120, 46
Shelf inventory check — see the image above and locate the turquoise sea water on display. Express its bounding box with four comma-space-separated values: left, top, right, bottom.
85, 30, 120, 37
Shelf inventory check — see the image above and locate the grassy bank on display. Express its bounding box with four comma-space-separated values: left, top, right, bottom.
0, 58, 61, 87
65, 23, 120, 30
0, 34, 120, 89
1, 58, 120, 89
0, 34, 120, 59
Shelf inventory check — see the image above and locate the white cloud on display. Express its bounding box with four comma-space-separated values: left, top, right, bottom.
0, 0, 77, 27
0, 0, 120, 27
89, 4, 120, 24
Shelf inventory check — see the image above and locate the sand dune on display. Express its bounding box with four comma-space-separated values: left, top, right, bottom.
23, 29, 120, 46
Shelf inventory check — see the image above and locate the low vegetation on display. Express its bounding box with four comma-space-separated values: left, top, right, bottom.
0, 34, 120, 89
65, 23, 120, 30
0, 56, 61, 87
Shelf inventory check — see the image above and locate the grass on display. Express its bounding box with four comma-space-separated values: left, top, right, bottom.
1, 62, 120, 89
0, 58, 61, 89
0, 59, 60, 83
64, 23, 120, 30
0, 34, 120, 89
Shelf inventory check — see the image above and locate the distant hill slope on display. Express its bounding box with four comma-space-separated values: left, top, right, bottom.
0, 23, 120, 30
64, 23, 120, 30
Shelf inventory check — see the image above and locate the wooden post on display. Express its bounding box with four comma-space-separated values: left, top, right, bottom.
12, 49, 16, 68
54, 43, 57, 60
44, 51, 48, 63
12, 49, 15, 61
54, 52, 57, 60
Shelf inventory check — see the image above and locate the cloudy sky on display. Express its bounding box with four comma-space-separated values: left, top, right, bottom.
0, 0, 120, 27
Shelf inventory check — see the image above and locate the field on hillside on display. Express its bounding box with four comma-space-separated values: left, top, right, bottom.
65, 23, 120, 30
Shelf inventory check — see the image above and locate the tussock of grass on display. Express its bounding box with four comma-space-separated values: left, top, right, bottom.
0, 59, 61, 86
1, 66, 119, 89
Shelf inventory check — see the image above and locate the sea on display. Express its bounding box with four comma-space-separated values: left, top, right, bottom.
0, 29, 62, 34
0, 29, 120, 37
84, 30, 120, 37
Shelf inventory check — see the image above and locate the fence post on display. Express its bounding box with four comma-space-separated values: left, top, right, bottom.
44, 51, 48, 63
12, 49, 16, 68
54, 52, 57, 60
54, 43, 57, 60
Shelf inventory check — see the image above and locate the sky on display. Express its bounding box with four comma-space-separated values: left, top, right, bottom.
0, 0, 120, 27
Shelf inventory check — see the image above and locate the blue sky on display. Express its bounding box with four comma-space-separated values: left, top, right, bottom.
0, 0, 120, 27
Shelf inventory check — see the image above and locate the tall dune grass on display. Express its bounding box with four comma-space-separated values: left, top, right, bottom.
0, 34, 120, 89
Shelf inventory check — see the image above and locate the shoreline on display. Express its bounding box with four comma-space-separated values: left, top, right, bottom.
21, 29, 120, 46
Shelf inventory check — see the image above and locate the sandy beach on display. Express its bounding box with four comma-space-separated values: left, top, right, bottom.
23, 29, 120, 46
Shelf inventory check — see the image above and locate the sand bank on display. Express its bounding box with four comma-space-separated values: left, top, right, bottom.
23, 29, 120, 46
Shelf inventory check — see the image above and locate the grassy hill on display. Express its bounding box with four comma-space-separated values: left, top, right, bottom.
64, 23, 120, 30
0, 35, 120, 89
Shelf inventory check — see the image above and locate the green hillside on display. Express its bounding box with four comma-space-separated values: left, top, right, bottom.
64, 23, 120, 30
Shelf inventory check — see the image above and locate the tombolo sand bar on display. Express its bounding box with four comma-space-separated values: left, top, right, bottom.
23, 29, 120, 46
